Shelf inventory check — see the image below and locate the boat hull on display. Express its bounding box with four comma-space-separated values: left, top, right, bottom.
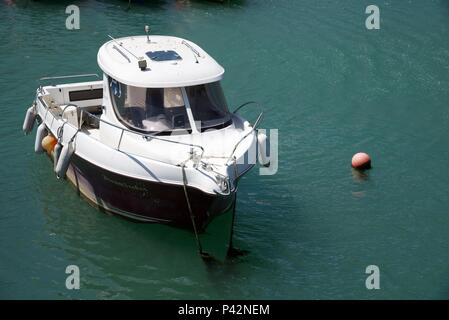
64, 154, 235, 232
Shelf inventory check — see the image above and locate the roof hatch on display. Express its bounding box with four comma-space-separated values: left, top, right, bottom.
146, 50, 182, 62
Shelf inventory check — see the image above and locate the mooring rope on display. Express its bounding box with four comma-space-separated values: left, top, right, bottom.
181, 164, 215, 261
181, 165, 203, 253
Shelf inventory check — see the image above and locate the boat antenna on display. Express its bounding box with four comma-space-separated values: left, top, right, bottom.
107, 35, 148, 71
145, 25, 150, 43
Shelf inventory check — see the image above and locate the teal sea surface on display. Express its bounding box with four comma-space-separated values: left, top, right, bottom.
1, 0, 449, 299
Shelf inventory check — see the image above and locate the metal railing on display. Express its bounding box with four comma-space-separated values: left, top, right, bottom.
40, 98, 206, 164
38, 73, 100, 82
227, 101, 264, 164
37, 74, 100, 92
38, 91, 263, 170
84, 110, 205, 159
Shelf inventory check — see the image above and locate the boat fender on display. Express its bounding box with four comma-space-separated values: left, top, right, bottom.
23, 106, 37, 134
42, 134, 58, 155
257, 132, 270, 167
53, 142, 62, 171
34, 123, 47, 154
55, 141, 75, 179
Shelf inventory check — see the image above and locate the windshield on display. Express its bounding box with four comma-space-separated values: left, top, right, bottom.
185, 82, 232, 131
108, 76, 191, 134
108, 77, 231, 134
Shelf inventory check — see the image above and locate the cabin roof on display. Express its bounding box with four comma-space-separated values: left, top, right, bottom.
97, 35, 224, 88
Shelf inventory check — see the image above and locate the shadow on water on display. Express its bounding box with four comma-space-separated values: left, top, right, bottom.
9, 0, 247, 9
31, 153, 253, 296
7, 0, 165, 11
36, 198, 243, 296
6, 0, 88, 7
351, 168, 370, 183
121, 0, 247, 9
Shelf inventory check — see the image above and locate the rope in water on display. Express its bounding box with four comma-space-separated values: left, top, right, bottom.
181, 164, 212, 260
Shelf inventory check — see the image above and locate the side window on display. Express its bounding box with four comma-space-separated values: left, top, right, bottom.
109, 77, 126, 119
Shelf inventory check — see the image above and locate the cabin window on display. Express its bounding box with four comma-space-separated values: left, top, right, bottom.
185, 82, 232, 131
108, 77, 191, 134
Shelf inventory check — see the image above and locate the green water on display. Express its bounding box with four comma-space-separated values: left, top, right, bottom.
1, 0, 449, 299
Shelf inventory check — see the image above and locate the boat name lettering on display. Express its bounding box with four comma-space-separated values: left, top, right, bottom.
102, 174, 147, 192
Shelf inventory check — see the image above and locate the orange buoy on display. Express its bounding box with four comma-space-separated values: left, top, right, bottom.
352, 152, 371, 170
42, 134, 58, 155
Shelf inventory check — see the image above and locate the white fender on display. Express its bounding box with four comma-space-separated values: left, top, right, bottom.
55, 142, 75, 179
53, 142, 63, 171
23, 106, 36, 134
257, 132, 270, 167
34, 123, 47, 154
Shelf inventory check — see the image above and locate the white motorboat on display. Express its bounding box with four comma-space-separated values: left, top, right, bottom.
23, 29, 268, 256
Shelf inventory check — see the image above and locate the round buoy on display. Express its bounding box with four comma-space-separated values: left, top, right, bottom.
352, 152, 371, 170
42, 134, 58, 155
